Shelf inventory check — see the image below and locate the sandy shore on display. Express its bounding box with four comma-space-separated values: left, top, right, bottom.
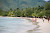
37, 18, 50, 33
27, 18, 50, 33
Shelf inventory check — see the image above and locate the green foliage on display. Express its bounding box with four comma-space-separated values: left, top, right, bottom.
0, 10, 8, 16
45, 10, 50, 17
8, 10, 15, 17
0, 2, 50, 18
44, 2, 50, 10
1, 0, 45, 10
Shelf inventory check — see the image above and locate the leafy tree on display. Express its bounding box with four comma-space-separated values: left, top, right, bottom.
45, 10, 50, 17
44, 2, 50, 10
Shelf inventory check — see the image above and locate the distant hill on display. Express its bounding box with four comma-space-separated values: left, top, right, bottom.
0, 0, 50, 10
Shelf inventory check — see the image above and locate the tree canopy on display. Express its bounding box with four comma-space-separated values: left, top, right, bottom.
0, 2, 50, 18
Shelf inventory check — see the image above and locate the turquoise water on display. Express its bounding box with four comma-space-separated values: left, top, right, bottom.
0, 17, 37, 33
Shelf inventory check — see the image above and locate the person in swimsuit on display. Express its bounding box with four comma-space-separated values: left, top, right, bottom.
32, 18, 34, 24
35, 18, 37, 24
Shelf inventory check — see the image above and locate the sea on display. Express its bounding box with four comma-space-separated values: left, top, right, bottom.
0, 17, 37, 33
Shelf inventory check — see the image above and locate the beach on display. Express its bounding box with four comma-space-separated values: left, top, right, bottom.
0, 17, 50, 33
0, 17, 37, 33
28, 18, 50, 33
37, 18, 50, 33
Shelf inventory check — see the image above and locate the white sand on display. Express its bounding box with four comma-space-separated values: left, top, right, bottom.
37, 18, 50, 33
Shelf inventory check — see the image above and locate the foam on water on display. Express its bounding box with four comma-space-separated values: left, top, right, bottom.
0, 17, 37, 33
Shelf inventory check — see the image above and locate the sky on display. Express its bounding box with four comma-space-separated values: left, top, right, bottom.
44, 0, 50, 1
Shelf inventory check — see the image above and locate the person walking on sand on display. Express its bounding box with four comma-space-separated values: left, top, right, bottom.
42, 17, 45, 22
48, 17, 50, 22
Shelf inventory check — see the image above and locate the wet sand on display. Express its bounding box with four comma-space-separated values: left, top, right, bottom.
27, 18, 50, 33
27, 18, 41, 33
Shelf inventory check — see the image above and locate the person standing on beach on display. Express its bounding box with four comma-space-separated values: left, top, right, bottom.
35, 18, 37, 24
32, 18, 34, 24
48, 16, 50, 22
42, 17, 45, 22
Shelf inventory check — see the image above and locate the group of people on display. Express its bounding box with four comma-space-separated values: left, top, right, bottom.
42, 17, 50, 22
32, 17, 50, 24
32, 18, 37, 24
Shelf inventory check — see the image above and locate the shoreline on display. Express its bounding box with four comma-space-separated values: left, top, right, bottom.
27, 18, 40, 33
0, 16, 48, 20
27, 18, 50, 33
0, 16, 40, 33
0, 16, 50, 33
